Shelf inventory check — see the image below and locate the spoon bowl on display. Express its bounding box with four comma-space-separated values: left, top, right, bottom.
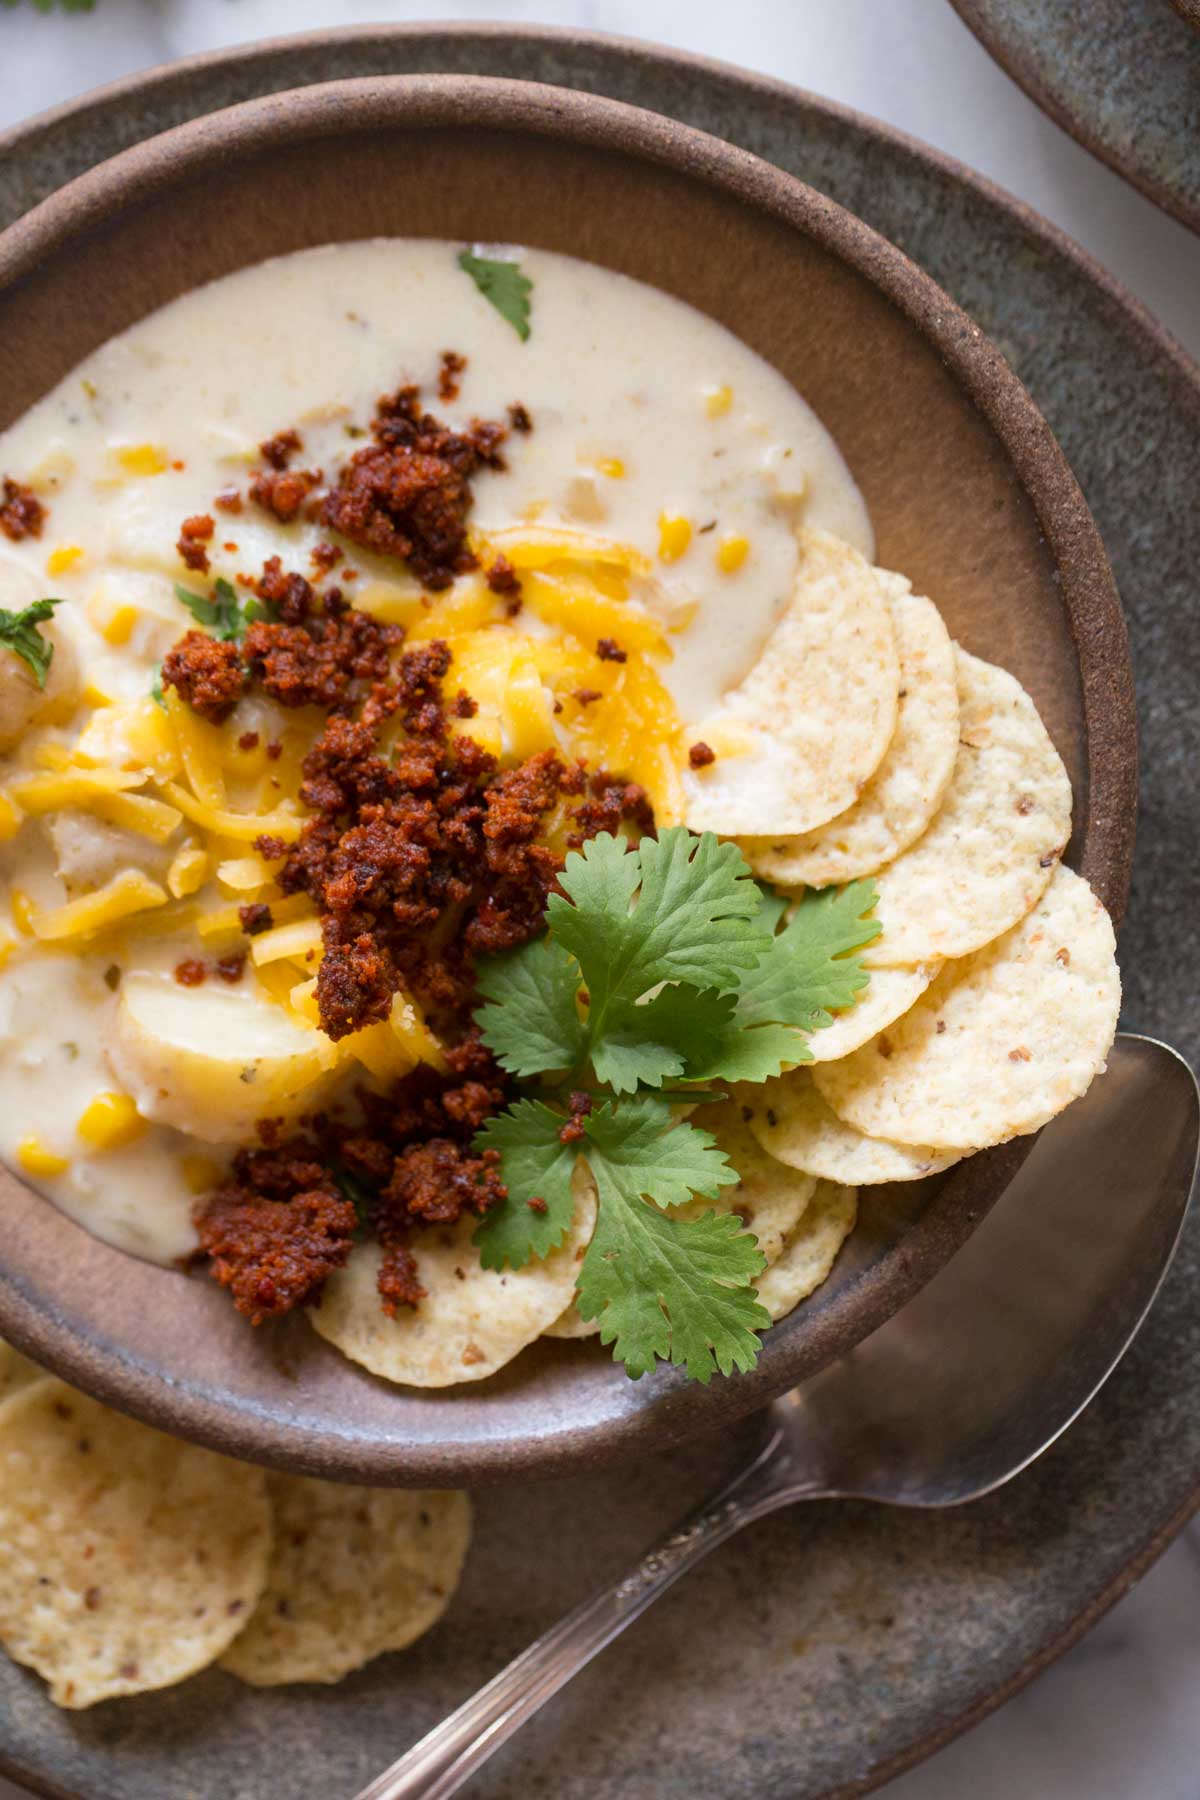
360, 1033, 1198, 1800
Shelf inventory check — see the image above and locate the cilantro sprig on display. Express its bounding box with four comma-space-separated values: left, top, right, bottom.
472, 827, 880, 1384
457, 249, 533, 342
175, 576, 275, 643
0, 597, 66, 689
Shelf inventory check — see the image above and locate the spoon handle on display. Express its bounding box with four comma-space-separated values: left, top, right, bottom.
352, 1425, 816, 1800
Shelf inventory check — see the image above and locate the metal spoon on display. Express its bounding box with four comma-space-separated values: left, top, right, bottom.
355, 1033, 1198, 1800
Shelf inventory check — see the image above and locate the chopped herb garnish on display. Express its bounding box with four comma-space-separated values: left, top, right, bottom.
150, 662, 166, 709
174, 576, 275, 643
0, 596, 66, 689
473, 827, 880, 1382
457, 249, 533, 342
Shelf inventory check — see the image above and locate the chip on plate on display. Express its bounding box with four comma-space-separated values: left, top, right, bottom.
805, 961, 942, 1063
312, 1180, 597, 1384
739, 1069, 961, 1185
740, 580, 959, 886
863, 648, 1072, 967
0, 1379, 270, 1708
683, 529, 900, 836
755, 1181, 859, 1321
221, 1481, 470, 1687
815, 865, 1119, 1150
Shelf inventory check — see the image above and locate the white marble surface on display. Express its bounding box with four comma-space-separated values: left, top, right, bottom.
0, 4, 1198, 1798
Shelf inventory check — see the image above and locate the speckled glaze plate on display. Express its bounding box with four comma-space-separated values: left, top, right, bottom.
949, 0, 1200, 233
0, 25, 1197, 1800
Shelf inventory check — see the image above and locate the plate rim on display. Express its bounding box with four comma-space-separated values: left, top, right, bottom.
948, 0, 1200, 236
0, 25, 1192, 1800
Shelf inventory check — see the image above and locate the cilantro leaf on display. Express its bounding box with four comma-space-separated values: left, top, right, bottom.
475, 937, 587, 1079
150, 662, 166, 710
473, 1100, 579, 1269
0, 597, 65, 689
174, 576, 262, 643
457, 249, 533, 342
549, 829, 770, 1051
577, 1097, 767, 1381
735, 879, 881, 1036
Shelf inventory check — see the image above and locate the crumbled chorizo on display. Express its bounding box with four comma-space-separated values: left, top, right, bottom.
688, 741, 716, 769
161, 630, 246, 722
260, 428, 304, 470
485, 554, 521, 596
320, 382, 509, 589
0, 477, 45, 541
438, 351, 466, 402
176, 513, 215, 574
195, 1166, 357, 1324
249, 464, 322, 524
238, 902, 274, 936
596, 637, 626, 663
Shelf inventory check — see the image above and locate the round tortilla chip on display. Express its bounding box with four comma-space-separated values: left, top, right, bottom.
739, 1069, 961, 1185
0, 1339, 41, 1404
863, 647, 1072, 967
0, 1380, 270, 1708
221, 1482, 470, 1687
806, 962, 942, 1063
545, 1102, 817, 1341
756, 1181, 858, 1321
683, 529, 900, 836
814, 864, 1120, 1151
313, 1181, 597, 1385
740, 582, 959, 885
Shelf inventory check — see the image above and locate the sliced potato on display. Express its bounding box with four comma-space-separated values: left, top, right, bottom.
106, 970, 337, 1142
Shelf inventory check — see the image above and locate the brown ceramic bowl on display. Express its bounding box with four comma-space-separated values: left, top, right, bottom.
0, 74, 1135, 1485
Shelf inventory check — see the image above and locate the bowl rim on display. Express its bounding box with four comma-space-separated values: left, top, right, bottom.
0, 70, 1137, 1484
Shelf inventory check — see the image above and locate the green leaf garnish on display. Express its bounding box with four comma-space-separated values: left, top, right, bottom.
149, 662, 166, 710
0, 597, 65, 689
457, 249, 533, 342
475, 937, 587, 1079
470, 828, 878, 1383
174, 576, 272, 643
474, 1100, 580, 1269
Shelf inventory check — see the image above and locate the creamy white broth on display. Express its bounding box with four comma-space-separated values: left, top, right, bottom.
0, 238, 871, 1265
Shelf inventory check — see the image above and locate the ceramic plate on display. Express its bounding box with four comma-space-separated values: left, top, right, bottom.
0, 25, 1197, 1800
950, 0, 1200, 233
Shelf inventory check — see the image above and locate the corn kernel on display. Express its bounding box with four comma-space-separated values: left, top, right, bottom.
86, 587, 139, 647
167, 842, 209, 899
82, 679, 116, 709
100, 603, 138, 647
46, 545, 84, 577
77, 1092, 145, 1153
17, 1137, 69, 1179
596, 457, 625, 479
704, 384, 733, 418
181, 1153, 223, 1196
10, 889, 38, 935
0, 792, 23, 842
657, 513, 693, 563
116, 444, 168, 477
716, 533, 750, 574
